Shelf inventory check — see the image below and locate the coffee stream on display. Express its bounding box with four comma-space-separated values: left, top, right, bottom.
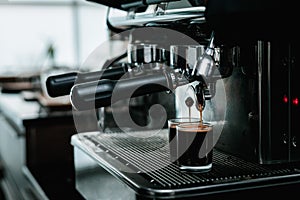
199, 104, 203, 127
185, 96, 203, 127
185, 97, 194, 123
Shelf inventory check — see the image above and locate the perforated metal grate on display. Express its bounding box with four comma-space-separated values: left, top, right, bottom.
77, 130, 300, 189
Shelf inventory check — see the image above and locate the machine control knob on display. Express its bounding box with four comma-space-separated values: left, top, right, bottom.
292, 136, 297, 147
282, 133, 288, 145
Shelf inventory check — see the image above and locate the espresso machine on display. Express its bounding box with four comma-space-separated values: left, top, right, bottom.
46, 0, 300, 199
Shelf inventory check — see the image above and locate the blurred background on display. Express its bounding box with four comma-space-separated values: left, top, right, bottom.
0, 1, 114, 199
0, 0, 110, 72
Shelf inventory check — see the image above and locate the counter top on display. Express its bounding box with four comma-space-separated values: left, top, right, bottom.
0, 91, 85, 200
0, 92, 73, 135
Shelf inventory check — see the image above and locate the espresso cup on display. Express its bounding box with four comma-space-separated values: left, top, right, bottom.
176, 122, 213, 173
167, 118, 200, 164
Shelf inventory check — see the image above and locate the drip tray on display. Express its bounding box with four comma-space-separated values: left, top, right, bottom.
71, 129, 300, 198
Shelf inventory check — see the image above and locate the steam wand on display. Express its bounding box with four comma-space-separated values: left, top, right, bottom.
192, 31, 216, 79
190, 31, 216, 115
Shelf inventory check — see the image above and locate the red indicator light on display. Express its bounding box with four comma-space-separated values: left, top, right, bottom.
283, 95, 288, 103
293, 98, 299, 106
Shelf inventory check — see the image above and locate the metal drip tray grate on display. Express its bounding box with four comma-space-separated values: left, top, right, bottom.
72, 130, 300, 197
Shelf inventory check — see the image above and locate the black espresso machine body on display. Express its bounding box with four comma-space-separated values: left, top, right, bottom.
214, 41, 300, 164
68, 0, 299, 165
203, 0, 300, 164
44, 0, 300, 199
